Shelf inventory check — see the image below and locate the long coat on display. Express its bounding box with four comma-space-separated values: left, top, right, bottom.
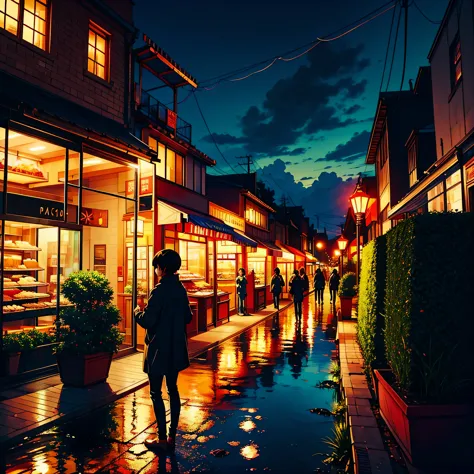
271, 274, 285, 294
236, 275, 248, 297
329, 273, 341, 290
135, 274, 192, 375
289, 275, 304, 303
314, 271, 326, 290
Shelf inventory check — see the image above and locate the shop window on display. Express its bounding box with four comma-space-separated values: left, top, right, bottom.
175, 153, 184, 186
166, 148, 175, 182
450, 33, 462, 90
1, 0, 49, 51
245, 202, 267, 230
427, 182, 445, 212
446, 170, 463, 212
408, 139, 418, 187
88, 22, 110, 81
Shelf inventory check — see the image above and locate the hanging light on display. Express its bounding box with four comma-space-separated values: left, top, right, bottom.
350, 183, 370, 216
337, 235, 348, 251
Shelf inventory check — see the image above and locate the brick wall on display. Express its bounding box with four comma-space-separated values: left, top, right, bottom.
0, 0, 135, 124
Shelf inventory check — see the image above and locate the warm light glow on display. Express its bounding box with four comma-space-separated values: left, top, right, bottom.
83, 157, 104, 166
350, 184, 370, 216
127, 218, 145, 237
334, 249, 341, 257
240, 444, 260, 460
239, 419, 256, 432
316, 242, 324, 250
88, 24, 109, 80
8, 133, 20, 139
337, 235, 349, 251
29, 146, 46, 152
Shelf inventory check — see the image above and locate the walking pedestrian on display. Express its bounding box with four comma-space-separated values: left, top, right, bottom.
236, 268, 249, 315
299, 267, 309, 295
329, 268, 340, 304
289, 269, 304, 318
134, 249, 192, 452
270, 267, 285, 310
314, 267, 326, 305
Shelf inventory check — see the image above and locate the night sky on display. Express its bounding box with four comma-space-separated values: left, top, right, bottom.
135, 0, 448, 234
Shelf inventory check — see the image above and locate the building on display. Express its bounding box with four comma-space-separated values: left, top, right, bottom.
365, 67, 436, 234
390, 0, 473, 220
0, 0, 156, 369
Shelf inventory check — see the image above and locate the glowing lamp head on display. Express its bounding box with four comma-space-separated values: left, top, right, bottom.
350, 184, 370, 216
316, 241, 324, 250
334, 249, 341, 257
337, 235, 348, 251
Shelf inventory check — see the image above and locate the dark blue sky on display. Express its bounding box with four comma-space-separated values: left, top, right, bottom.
135, 0, 448, 234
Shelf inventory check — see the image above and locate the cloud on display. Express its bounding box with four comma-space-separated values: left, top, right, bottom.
324, 165, 332, 170
202, 133, 247, 145
284, 161, 292, 165
344, 104, 362, 115
316, 130, 370, 163
206, 44, 370, 157
300, 176, 314, 181
302, 157, 313, 162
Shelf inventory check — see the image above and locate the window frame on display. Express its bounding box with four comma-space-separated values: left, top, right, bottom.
87, 21, 111, 82
407, 137, 418, 188
0, 0, 51, 52
449, 33, 462, 90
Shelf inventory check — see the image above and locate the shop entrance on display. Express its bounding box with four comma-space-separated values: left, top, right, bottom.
217, 241, 242, 314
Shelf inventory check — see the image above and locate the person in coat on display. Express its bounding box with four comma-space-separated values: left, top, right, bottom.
299, 267, 310, 295
329, 268, 341, 304
270, 267, 285, 310
236, 268, 249, 315
134, 249, 192, 451
289, 269, 304, 318
314, 267, 326, 305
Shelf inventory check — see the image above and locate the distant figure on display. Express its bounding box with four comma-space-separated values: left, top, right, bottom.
299, 267, 309, 294
329, 269, 341, 304
236, 268, 249, 315
134, 249, 192, 452
289, 269, 304, 318
314, 267, 326, 305
270, 267, 285, 310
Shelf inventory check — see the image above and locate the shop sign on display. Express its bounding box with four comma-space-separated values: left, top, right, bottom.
185, 222, 232, 241
6, 193, 65, 221
209, 203, 245, 232
80, 207, 108, 228
126, 177, 153, 198
167, 110, 177, 130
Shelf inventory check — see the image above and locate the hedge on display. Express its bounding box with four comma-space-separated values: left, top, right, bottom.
357, 235, 387, 372
384, 213, 474, 403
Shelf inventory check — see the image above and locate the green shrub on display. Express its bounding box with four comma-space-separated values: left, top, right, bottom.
2, 330, 55, 353
338, 272, 357, 297
357, 236, 387, 371
385, 213, 474, 403
56, 271, 123, 355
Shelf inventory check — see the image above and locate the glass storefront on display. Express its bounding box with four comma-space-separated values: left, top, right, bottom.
1, 124, 140, 362
217, 240, 242, 313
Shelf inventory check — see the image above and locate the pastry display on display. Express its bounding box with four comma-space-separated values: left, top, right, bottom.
10, 158, 45, 179
24, 258, 39, 269
13, 291, 49, 300
23, 302, 48, 309
18, 276, 37, 284
51, 296, 71, 305
14, 241, 35, 248
4, 281, 18, 288
3, 305, 24, 313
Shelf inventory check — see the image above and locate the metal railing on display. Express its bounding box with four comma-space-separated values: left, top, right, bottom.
139, 90, 192, 143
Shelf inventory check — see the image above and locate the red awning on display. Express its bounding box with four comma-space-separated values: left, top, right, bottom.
278, 243, 306, 260
256, 240, 282, 257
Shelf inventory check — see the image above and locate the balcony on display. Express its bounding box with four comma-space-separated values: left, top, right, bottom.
138, 90, 192, 143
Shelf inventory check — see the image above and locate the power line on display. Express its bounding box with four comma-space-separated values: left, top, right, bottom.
192, 92, 239, 174
413, 0, 442, 24
400, 0, 409, 91
385, 4, 403, 91
379, 1, 399, 92
198, 0, 396, 90
236, 155, 254, 174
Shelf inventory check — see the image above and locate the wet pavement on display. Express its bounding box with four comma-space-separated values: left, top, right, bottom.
3, 294, 339, 473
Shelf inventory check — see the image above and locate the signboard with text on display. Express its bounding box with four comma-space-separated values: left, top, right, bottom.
167, 110, 177, 130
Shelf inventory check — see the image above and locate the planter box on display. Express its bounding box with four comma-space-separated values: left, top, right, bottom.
18, 343, 58, 374
375, 369, 472, 469
57, 352, 113, 387
1, 352, 21, 376
339, 296, 353, 319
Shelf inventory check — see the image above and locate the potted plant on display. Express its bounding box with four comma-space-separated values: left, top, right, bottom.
18, 329, 57, 374
375, 214, 474, 470
338, 272, 356, 319
55, 270, 124, 387
2, 332, 32, 376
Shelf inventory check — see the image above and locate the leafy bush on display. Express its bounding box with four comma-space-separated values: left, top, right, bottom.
338, 272, 357, 297
320, 419, 351, 467
357, 236, 387, 371
385, 213, 474, 403
56, 271, 123, 355
2, 329, 55, 353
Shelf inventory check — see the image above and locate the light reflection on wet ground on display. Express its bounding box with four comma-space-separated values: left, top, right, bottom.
4, 295, 338, 473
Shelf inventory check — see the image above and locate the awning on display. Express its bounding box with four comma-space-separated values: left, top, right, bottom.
275, 242, 295, 262
231, 229, 258, 248
185, 214, 233, 241
256, 240, 282, 257
157, 200, 187, 225
280, 243, 306, 260
305, 252, 317, 262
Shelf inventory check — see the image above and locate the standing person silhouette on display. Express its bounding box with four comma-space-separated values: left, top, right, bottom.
134, 249, 192, 451
299, 267, 309, 295
270, 267, 285, 310
314, 267, 326, 305
289, 269, 304, 319
329, 268, 341, 305
236, 268, 249, 315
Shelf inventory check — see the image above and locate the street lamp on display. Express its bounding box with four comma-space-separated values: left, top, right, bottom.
316, 241, 324, 250
334, 249, 341, 274
349, 182, 370, 282
337, 235, 348, 276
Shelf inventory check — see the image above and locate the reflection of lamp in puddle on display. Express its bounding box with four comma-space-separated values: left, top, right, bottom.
126, 218, 144, 237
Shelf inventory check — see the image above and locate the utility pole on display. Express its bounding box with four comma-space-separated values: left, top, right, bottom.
236, 155, 253, 174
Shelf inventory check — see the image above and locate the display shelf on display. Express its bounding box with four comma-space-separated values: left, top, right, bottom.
2, 169, 48, 185
11, 282, 49, 287
3, 246, 42, 252
3, 268, 45, 272
10, 295, 51, 304
2, 304, 73, 322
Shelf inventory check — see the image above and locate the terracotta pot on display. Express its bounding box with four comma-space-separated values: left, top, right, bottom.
57, 352, 113, 387
339, 296, 353, 319
375, 369, 472, 469
2, 352, 21, 376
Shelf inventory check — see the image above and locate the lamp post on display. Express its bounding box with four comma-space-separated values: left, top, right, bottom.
349, 182, 370, 282
334, 249, 341, 275
337, 235, 349, 276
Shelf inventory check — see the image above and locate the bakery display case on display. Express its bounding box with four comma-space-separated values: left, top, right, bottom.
0, 152, 48, 185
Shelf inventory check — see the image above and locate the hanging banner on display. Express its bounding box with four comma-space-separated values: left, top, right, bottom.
167, 110, 177, 130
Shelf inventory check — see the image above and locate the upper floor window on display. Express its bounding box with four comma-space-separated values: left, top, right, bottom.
88, 22, 110, 81
450, 33, 462, 89
1, 0, 49, 51
245, 201, 267, 229
408, 139, 417, 188
148, 136, 186, 187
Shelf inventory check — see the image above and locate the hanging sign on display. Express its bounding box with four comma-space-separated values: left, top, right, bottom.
6, 193, 65, 221
125, 177, 153, 198
167, 110, 177, 130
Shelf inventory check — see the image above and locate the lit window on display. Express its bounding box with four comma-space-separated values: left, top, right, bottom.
175, 154, 184, 186
450, 34, 462, 89
88, 23, 109, 81
408, 139, 417, 188
1, 0, 49, 51
166, 149, 176, 182
22, 0, 48, 50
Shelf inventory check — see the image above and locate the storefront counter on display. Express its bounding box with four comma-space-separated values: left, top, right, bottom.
254, 285, 267, 311
188, 290, 230, 331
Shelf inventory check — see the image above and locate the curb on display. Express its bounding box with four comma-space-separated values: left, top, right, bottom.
1, 298, 299, 449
